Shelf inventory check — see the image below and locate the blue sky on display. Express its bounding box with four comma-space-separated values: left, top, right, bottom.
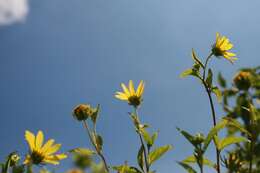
0, 0, 259, 172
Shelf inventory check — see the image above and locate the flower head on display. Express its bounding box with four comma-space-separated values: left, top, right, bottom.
24, 130, 67, 165
212, 32, 237, 63
115, 80, 145, 107
73, 104, 96, 121
233, 71, 251, 90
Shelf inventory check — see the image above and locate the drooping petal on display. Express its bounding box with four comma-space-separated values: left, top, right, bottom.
25, 130, 36, 151
41, 139, 55, 153
35, 131, 44, 150
45, 143, 61, 155
121, 83, 130, 97
129, 80, 135, 95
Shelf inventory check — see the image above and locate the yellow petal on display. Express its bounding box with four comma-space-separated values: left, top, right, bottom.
23, 155, 31, 165
43, 158, 60, 165
121, 83, 130, 97
220, 38, 229, 49
35, 130, 44, 150
45, 143, 61, 155
129, 80, 135, 95
136, 80, 145, 97
41, 139, 55, 153
115, 92, 128, 100
25, 130, 36, 151
44, 154, 67, 165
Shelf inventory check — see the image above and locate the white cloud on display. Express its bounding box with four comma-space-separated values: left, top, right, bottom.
0, 0, 29, 26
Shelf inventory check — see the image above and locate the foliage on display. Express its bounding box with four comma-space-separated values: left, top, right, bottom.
1, 33, 259, 173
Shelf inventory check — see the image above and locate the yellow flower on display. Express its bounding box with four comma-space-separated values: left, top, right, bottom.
115, 80, 145, 107
24, 130, 67, 165
212, 32, 237, 63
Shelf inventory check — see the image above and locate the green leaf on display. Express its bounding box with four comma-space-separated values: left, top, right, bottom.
217, 73, 226, 88
69, 148, 96, 156
137, 145, 145, 171
177, 128, 197, 148
217, 136, 249, 151
148, 145, 172, 165
113, 165, 142, 173
182, 155, 215, 168
140, 129, 152, 147
191, 49, 204, 69
151, 131, 158, 146
203, 119, 228, 151
91, 104, 100, 124
224, 117, 251, 137
212, 86, 222, 103
180, 64, 200, 79
177, 162, 197, 173
206, 68, 213, 87
180, 68, 194, 78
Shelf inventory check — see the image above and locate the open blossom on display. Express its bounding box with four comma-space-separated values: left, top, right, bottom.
24, 130, 67, 165
212, 32, 237, 63
115, 80, 145, 107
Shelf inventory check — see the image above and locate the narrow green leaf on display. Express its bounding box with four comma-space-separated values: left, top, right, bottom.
91, 104, 100, 124
148, 145, 172, 165
191, 49, 204, 69
182, 155, 215, 168
180, 68, 194, 78
137, 145, 145, 171
224, 117, 251, 137
177, 128, 198, 148
218, 136, 249, 151
177, 162, 197, 173
69, 148, 96, 155
140, 129, 152, 147
203, 119, 228, 151
217, 73, 226, 88
212, 86, 222, 103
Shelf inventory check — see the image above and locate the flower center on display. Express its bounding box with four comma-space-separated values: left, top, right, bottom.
212, 46, 223, 57
128, 96, 141, 107
31, 151, 45, 164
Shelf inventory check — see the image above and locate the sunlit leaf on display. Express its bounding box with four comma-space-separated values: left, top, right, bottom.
217, 136, 249, 151
148, 145, 172, 165
177, 162, 197, 173
191, 49, 204, 69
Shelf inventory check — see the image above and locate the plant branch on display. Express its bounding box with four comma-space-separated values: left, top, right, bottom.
83, 120, 110, 172
201, 53, 221, 173
134, 108, 150, 173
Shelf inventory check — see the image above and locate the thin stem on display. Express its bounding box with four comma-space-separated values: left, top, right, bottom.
83, 121, 110, 172
134, 107, 149, 173
203, 53, 213, 80
201, 53, 221, 173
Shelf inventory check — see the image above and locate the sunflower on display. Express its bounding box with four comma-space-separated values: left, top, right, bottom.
24, 130, 67, 165
115, 80, 145, 107
212, 32, 237, 63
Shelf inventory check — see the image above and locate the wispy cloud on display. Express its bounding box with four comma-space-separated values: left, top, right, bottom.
0, 0, 29, 26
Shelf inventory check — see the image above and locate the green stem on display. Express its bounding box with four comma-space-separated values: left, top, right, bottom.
83, 121, 110, 173
134, 107, 150, 173
201, 53, 221, 173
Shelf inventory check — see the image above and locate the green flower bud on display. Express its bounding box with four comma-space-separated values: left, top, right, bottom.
73, 104, 96, 121
9, 153, 20, 166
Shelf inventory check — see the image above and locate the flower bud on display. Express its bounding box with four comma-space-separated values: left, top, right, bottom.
194, 133, 205, 145
9, 153, 20, 166
73, 104, 95, 121
233, 71, 251, 90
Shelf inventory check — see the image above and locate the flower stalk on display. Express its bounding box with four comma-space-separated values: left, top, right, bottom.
82, 120, 109, 173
